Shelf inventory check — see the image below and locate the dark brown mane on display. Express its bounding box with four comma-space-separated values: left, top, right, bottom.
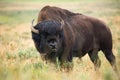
38, 5, 79, 22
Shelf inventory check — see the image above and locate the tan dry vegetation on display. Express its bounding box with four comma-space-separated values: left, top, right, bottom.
0, 19, 120, 80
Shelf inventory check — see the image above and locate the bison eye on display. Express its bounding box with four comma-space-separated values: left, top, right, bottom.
58, 31, 63, 39
32, 32, 40, 42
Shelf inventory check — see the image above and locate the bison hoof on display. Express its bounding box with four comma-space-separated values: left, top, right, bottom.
60, 62, 74, 72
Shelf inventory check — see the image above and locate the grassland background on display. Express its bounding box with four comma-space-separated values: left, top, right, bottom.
0, 0, 120, 80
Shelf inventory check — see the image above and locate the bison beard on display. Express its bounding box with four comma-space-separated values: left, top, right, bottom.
31, 6, 118, 72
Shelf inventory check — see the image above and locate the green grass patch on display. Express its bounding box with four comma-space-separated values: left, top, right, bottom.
118, 47, 120, 55
17, 47, 39, 59
0, 0, 120, 26
0, 10, 38, 26
0, 0, 110, 3
0, 0, 119, 5
103, 70, 116, 80
5, 47, 39, 60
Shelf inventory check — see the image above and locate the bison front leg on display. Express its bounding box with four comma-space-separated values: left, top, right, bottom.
88, 49, 101, 71
60, 49, 73, 71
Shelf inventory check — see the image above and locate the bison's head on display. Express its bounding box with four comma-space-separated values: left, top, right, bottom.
31, 20, 64, 61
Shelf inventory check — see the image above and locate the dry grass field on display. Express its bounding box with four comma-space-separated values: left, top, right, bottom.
0, 0, 120, 80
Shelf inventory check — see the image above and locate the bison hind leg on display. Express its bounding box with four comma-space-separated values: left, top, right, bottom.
102, 49, 117, 71
88, 49, 101, 71
102, 49, 120, 79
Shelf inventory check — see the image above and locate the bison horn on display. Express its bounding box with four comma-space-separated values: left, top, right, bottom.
60, 20, 64, 30
31, 19, 39, 34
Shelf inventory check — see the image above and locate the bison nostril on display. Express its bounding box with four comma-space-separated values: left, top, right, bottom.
52, 46, 56, 49
49, 43, 56, 49
50, 45, 55, 48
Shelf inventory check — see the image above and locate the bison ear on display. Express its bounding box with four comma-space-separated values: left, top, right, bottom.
31, 19, 39, 34
60, 20, 64, 30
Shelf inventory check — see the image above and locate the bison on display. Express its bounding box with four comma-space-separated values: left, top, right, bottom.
31, 6, 118, 71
